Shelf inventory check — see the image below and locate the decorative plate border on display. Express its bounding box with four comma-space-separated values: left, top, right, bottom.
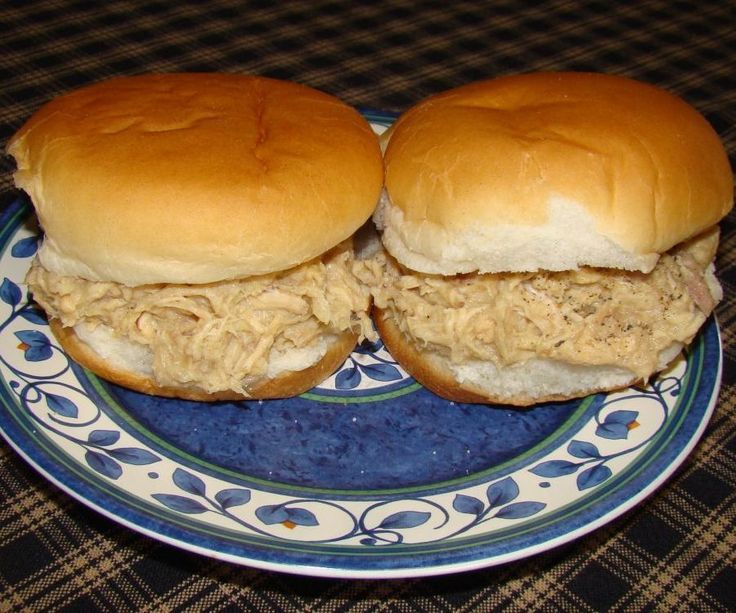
0, 112, 722, 578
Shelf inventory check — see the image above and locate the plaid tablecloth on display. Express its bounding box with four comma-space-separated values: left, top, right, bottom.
1, 1, 734, 610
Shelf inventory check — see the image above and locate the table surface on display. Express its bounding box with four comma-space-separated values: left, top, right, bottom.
1, 1, 734, 610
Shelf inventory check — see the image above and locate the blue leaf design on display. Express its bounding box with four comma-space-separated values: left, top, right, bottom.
85, 450, 122, 480
215, 488, 251, 509
577, 464, 613, 490
46, 393, 78, 418
596, 409, 639, 440
15, 329, 49, 347
487, 476, 519, 508
88, 430, 120, 446
530, 459, 579, 478
173, 468, 206, 496
595, 422, 630, 440
335, 365, 361, 389
494, 501, 547, 520
11, 236, 39, 258
568, 440, 601, 459
359, 362, 403, 382
151, 493, 208, 514
453, 493, 484, 516
18, 305, 48, 325
25, 344, 53, 362
378, 511, 431, 530
285, 507, 319, 527
15, 330, 53, 361
0, 278, 21, 307
604, 410, 638, 424
108, 447, 160, 465
256, 505, 290, 525
360, 537, 377, 546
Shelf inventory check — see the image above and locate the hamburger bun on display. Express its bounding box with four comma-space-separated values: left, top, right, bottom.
9, 73, 384, 400
371, 72, 732, 406
379, 72, 732, 275
8, 73, 382, 286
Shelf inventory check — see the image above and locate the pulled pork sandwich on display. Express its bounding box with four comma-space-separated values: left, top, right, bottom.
7, 73, 383, 401
361, 72, 733, 406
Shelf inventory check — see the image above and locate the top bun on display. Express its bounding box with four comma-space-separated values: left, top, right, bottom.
381, 72, 733, 274
7, 73, 383, 285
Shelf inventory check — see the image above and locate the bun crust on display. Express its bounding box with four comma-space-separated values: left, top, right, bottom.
382, 72, 733, 274
50, 319, 357, 401
8, 73, 383, 285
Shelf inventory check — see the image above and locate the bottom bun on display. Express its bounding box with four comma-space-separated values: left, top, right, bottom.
50, 319, 357, 401
374, 309, 682, 406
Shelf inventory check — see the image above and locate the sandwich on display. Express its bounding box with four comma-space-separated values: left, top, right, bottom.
360, 72, 733, 406
6, 73, 384, 401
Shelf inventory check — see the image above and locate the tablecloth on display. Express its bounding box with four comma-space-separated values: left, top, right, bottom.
0, 1, 734, 610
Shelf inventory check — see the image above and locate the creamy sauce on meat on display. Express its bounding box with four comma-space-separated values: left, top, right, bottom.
27, 243, 375, 395
355, 229, 721, 379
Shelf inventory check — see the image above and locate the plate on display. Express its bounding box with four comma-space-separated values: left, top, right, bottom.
0, 111, 722, 578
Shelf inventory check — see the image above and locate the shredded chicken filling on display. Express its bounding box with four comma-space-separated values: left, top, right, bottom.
355, 229, 721, 379
27, 243, 376, 394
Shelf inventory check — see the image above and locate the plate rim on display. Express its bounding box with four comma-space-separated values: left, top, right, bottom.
0, 109, 723, 578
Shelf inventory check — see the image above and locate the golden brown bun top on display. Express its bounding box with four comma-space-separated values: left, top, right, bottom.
7, 73, 383, 285
381, 72, 733, 274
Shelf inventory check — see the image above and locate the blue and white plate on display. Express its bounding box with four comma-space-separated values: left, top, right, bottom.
0, 112, 722, 578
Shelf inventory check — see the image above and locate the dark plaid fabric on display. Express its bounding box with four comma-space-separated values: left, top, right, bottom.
1, 0, 735, 610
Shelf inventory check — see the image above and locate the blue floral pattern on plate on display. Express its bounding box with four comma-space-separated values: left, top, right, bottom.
0, 113, 722, 578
